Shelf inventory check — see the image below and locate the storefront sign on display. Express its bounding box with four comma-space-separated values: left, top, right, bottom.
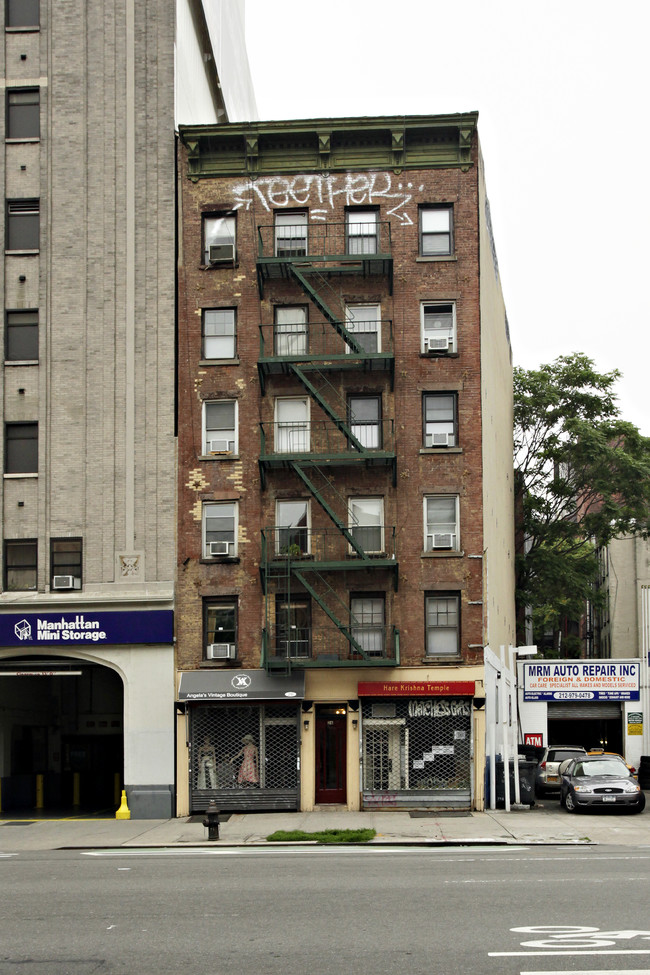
523, 661, 640, 701
178, 669, 305, 701
0, 610, 173, 647
627, 712, 643, 736
524, 733, 543, 747
358, 681, 475, 697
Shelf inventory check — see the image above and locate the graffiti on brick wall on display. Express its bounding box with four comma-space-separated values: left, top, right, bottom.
232, 172, 424, 226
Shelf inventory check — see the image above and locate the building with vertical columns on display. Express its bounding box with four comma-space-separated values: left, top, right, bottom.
175, 114, 515, 815
0, 0, 256, 818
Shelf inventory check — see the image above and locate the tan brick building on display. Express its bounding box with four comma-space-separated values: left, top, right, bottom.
176, 114, 515, 814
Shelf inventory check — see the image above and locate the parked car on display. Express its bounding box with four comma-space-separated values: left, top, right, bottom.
560, 754, 646, 814
535, 745, 587, 796
587, 748, 636, 775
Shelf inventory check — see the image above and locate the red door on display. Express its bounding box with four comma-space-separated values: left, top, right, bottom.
315, 706, 347, 804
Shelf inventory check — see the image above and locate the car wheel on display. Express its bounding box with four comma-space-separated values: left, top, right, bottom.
564, 791, 578, 813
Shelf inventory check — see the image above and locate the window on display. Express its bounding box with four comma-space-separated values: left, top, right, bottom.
6, 88, 39, 139
4, 539, 36, 591
203, 501, 237, 558
424, 496, 459, 551
348, 395, 381, 449
203, 214, 235, 264
274, 306, 308, 356
204, 600, 238, 659
275, 595, 311, 658
421, 302, 456, 353
5, 422, 37, 473
50, 538, 82, 590
351, 594, 385, 656
344, 304, 380, 353
6, 199, 39, 251
425, 593, 460, 657
202, 309, 235, 359
423, 393, 457, 447
5, 0, 39, 28
274, 211, 308, 257
275, 397, 309, 453
420, 205, 453, 256
275, 500, 309, 556
5, 309, 38, 361
349, 497, 384, 554
203, 400, 237, 455
346, 209, 378, 255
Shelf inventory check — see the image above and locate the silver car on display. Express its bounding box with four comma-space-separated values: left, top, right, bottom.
535, 745, 587, 796
560, 755, 646, 814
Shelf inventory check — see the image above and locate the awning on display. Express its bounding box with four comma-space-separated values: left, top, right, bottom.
178, 669, 305, 702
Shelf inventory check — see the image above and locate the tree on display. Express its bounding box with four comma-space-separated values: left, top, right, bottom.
514, 353, 650, 653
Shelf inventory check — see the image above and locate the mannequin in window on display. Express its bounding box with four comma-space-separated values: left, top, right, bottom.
230, 734, 259, 786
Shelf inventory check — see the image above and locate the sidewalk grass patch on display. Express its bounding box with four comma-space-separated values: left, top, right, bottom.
266, 827, 376, 844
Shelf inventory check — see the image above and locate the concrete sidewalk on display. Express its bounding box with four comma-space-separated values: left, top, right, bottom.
1, 803, 649, 852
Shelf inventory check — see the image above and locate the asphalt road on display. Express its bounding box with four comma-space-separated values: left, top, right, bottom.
2, 845, 650, 974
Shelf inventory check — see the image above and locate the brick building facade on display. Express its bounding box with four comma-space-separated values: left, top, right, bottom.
176, 114, 515, 813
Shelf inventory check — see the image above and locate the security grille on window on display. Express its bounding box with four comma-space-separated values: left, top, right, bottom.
6, 199, 39, 251
424, 495, 459, 551
6, 0, 39, 28
349, 497, 383, 554
348, 395, 381, 449
423, 393, 457, 447
203, 502, 237, 558
275, 397, 310, 453
7, 88, 39, 139
3, 539, 37, 591
50, 538, 82, 591
203, 214, 235, 264
5, 309, 38, 361
420, 205, 453, 256
344, 304, 380, 353
274, 306, 308, 356
5, 422, 37, 474
422, 303, 456, 353
203, 400, 236, 454
275, 595, 310, 658
346, 210, 378, 255
204, 601, 237, 659
202, 309, 235, 359
351, 595, 385, 655
426, 593, 460, 657
275, 500, 309, 555
274, 212, 307, 257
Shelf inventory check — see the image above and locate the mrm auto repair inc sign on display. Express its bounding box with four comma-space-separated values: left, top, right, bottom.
523, 660, 640, 702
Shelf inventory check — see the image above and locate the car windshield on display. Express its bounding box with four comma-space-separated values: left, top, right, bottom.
573, 760, 628, 778
550, 750, 583, 762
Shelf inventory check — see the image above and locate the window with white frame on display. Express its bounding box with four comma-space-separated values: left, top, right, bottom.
203, 501, 237, 558
351, 594, 385, 655
204, 600, 237, 659
424, 495, 459, 551
275, 397, 310, 453
421, 302, 456, 353
202, 309, 236, 359
349, 497, 384, 554
274, 211, 308, 257
348, 395, 381, 449
203, 214, 236, 264
419, 205, 453, 256
423, 393, 457, 447
346, 209, 378, 255
274, 306, 308, 356
344, 303, 381, 353
425, 593, 460, 657
203, 400, 237, 455
275, 499, 310, 556
275, 594, 311, 658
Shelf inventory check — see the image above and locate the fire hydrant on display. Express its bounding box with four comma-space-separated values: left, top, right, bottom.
203, 801, 220, 840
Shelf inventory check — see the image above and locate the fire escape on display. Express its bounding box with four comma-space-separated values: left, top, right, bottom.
257, 218, 400, 673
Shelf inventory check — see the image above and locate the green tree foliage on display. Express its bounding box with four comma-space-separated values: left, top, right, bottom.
514, 354, 650, 651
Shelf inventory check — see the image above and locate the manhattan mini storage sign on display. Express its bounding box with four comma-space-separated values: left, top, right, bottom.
0, 610, 173, 647
523, 661, 640, 702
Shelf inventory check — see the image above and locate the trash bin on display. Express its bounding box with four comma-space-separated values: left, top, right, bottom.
493, 758, 536, 807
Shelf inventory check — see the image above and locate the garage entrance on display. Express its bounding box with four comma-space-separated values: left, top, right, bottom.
0, 657, 123, 815
547, 701, 623, 754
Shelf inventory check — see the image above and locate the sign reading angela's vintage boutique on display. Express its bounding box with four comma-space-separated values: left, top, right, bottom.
0, 610, 173, 647
523, 661, 640, 702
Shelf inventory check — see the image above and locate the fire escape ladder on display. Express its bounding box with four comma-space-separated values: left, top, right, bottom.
289, 364, 364, 452
292, 569, 371, 660
290, 461, 365, 557
287, 264, 365, 354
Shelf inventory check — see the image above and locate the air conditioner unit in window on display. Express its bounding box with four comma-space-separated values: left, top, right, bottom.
207, 439, 234, 453
209, 541, 232, 557
209, 243, 235, 264
426, 432, 455, 448
52, 575, 81, 590
428, 533, 455, 549
207, 643, 236, 660
424, 335, 451, 352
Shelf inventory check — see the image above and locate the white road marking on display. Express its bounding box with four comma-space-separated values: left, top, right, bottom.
522, 970, 650, 974
492, 950, 650, 957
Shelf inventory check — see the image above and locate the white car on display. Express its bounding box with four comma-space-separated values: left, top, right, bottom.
535, 745, 587, 796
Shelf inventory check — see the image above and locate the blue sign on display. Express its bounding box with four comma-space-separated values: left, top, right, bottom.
523, 660, 640, 702
0, 610, 173, 648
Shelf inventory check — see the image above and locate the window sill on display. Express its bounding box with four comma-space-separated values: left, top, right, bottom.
421, 549, 463, 558
420, 351, 458, 358
5, 249, 39, 256
200, 453, 240, 461
5, 137, 40, 144
199, 556, 240, 565
4, 359, 38, 366
200, 262, 240, 271
5, 26, 40, 32
420, 447, 462, 455
421, 655, 461, 663
416, 255, 457, 263
200, 659, 241, 668
4, 472, 37, 479
199, 359, 240, 367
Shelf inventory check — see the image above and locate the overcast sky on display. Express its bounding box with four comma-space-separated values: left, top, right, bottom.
244, 0, 650, 434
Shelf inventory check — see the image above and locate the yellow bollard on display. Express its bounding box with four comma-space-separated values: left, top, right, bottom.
35, 774, 44, 810
72, 772, 80, 807
115, 789, 131, 820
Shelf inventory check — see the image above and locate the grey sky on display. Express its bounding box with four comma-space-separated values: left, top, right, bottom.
245, 0, 650, 433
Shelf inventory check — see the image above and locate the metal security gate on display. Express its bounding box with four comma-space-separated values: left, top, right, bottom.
361, 698, 472, 809
190, 703, 300, 812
